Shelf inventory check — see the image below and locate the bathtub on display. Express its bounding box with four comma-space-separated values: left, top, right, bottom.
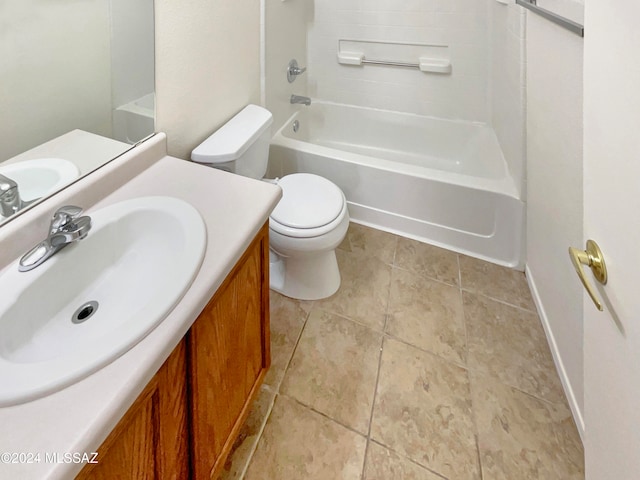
113, 93, 155, 145
268, 102, 525, 268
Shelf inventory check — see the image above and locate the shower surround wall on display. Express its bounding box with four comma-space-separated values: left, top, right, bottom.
288, 0, 525, 197
264, 0, 310, 130
306, 0, 490, 122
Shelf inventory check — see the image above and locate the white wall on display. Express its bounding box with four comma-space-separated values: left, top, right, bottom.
265, 0, 309, 131
306, 0, 490, 122
490, 0, 526, 197
0, 0, 112, 162
154, 0, 262, 159
525, 8, 585, 435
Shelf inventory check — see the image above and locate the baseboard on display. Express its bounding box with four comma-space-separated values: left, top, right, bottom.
526, 265, 585, 443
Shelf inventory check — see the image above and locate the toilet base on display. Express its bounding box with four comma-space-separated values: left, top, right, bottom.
269, 249, 340, 300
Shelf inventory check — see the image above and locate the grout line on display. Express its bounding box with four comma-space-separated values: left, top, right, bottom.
390, 235, 399, 267
237, 389, 278, 480
364, 231, 394, 480
367, 439, 450, 480
497, 378, 569, 408
312, 306, 385, 336
391, 263, 460, 289
460, 288, 538, 314
382, 331, 468, 371
280, 392, 368, 439
465, 362, 485, 480
457, 253, 468, 362
361, 334, 386, 480
457, 257, 484, 480
239, 296, 313, 480
239, 296, 315, 480
273, 301, 313, 394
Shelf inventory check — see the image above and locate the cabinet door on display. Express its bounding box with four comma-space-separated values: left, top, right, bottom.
189, 223, 270, 479
77, 340, 189, 479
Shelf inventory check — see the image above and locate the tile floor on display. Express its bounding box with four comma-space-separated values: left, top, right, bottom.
220, 224, 584, 480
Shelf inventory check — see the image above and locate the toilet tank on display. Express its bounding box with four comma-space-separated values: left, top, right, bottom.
191, 104, 273, 179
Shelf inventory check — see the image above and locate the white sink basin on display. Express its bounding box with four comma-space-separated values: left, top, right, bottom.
0, 158, 80, 203
0, 196, 206, 406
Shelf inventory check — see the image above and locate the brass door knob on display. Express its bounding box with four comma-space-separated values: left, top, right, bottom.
568, 240, 608, 311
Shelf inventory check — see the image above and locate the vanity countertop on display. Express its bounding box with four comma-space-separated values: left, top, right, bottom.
0, 134, 281, 479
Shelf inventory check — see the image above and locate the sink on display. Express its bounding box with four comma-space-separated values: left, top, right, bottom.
0, 196, 207, 406
0, 158, 80, 203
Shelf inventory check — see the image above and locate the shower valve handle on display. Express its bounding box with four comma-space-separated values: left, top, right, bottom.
287, 59, 307, 83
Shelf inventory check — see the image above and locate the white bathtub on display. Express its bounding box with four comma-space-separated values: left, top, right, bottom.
268, 102, 525, 268
113, 93, 155, 145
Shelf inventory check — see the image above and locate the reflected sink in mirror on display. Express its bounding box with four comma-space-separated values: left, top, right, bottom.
0, 196, 207, 406
0, 159, 80, 219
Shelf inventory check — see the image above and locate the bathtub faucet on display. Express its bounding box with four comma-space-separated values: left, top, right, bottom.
290, 95, 311, 106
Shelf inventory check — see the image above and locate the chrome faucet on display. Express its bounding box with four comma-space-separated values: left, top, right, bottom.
290, 94, 311, 106
0, 173, 28, 217
19, 205, 92, 272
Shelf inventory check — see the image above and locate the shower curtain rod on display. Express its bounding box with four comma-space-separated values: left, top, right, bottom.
516, 0, 584, 37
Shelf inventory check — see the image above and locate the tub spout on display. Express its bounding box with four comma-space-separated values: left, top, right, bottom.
290, 95, 311, 106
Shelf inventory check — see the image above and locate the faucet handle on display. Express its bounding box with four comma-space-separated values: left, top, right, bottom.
287, 59, 307, 83
50, 205, 83, 233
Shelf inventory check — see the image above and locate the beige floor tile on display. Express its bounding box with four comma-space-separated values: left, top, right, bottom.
338, 222, 399, 264
459, 255, 535, 310
315, 249, 392, 331
386, 268, 466, 364
264, 292, 312, 389
280, 309, 382, 434
219, 386, 275, 480
464, 292, 566, 404
238, 228, 576, 480
395, 237, 460, 286
371, 338, 480, 480
363, 441, 444, 480
470, 370, 584, 480
244, 395, 367, 480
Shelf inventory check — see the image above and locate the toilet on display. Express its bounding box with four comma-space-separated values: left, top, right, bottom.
191, 104, 349, 300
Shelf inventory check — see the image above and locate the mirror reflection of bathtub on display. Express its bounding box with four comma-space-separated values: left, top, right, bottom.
269, 101, 525, 268
113, 94, 156, 145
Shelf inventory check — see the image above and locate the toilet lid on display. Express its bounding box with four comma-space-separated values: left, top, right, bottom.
270, 174, 344, 229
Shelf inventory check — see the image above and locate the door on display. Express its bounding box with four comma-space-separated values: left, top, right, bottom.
582, 1, 640, 478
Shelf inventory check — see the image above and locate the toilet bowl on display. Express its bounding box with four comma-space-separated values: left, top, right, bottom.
191, 105, 348, 300
268, 173, 349, 299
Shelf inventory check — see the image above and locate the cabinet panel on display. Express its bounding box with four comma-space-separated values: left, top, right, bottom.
77, 340, 189, 480
189, 223, 270, 479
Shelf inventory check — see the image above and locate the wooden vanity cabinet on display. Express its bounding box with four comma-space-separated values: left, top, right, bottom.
188, 221, 270, 479
78, 223, 270, 479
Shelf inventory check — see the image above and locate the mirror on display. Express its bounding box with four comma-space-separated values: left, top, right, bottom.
0, 0, 155, 225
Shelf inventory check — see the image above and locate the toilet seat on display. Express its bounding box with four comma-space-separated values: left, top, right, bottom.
269, 174, 347, 239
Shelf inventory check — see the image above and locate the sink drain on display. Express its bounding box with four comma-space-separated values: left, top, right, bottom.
72, 301, 99, 324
